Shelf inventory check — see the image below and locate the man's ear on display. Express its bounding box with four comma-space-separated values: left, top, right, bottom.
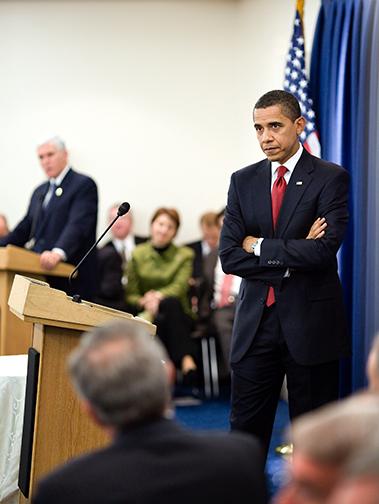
295, 116, 306, 136
163, 359, 176, 387
80, 399, 107, 428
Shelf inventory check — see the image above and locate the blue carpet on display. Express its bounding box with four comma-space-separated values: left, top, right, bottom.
175, 397, 290, 498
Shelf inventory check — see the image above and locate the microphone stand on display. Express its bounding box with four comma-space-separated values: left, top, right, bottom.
69, 202, 130, 303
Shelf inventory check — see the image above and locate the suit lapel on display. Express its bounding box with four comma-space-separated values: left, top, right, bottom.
33, 182, 50, 236
252, 159, 274, 238
36, 168, 73, 235
275, 150, 314, 236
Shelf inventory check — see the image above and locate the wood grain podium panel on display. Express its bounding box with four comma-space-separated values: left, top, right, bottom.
0, 270, 35, 355
21, 324, 109, 502
0, 246, 74, 356
9, 276, 156, 503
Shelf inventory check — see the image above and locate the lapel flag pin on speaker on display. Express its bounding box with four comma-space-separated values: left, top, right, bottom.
296, 181, 303, 185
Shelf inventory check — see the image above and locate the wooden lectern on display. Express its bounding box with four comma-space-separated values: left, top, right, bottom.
0, 245, 74, 355
8, 275, 156, 503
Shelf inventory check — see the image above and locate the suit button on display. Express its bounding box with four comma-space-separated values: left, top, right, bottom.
259, 298, 265, 304
268, 260, 272, 265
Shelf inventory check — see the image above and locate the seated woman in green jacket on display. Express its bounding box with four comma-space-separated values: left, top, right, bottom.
126, 207, 198, 381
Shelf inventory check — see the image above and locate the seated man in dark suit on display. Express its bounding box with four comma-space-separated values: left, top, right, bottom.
187, 212, 220, 337
208, 208, 241, 380
95, 204, 146, 311
32, 320, 267, 504
0, 136, 98, 300
186, 211, 220, 280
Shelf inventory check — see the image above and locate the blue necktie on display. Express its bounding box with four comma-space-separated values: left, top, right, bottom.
43, 182, 56, 208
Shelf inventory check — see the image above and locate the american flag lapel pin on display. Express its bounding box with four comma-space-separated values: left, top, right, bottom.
296, 181, 303, 186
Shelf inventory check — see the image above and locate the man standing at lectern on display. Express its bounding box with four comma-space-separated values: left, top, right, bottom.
0, 136, 98, 300
219, 90, 350, 458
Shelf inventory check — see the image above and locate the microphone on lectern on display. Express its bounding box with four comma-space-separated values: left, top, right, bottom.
69, 201, 131, 302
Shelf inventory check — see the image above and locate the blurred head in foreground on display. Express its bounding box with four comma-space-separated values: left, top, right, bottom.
275, 393, 379, 504
68, 320, 173, 433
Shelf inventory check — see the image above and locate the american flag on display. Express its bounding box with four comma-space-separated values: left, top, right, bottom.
284, 0, 321, 157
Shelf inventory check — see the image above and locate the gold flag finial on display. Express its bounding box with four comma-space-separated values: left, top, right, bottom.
297, 0, 304, 19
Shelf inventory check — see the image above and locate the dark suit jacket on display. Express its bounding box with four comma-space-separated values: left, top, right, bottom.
186, 240, 218, 334
32, 418, 267, 504
95, 236, 146, 311
186, 240, 204, 279
220, 149, 350, 366
0, 168, 98, 300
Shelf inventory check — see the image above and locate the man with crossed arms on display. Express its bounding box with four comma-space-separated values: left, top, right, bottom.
220, 90, 350, 457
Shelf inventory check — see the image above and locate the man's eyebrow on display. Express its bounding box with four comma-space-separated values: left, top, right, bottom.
254, 121, 283, 129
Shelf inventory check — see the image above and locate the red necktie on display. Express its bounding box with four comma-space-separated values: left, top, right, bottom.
218, 274, 234, 308
266, 165, 288, 307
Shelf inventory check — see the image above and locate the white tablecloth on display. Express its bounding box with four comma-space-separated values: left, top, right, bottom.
0, 355, 28, 504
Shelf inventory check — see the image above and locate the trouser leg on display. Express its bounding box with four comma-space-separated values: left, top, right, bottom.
230, 306, 284, 458
155, 297, 196, 367
285, 353, 340, 420
212, 306, 235, 376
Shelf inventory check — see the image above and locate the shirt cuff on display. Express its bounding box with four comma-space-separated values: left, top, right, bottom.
253, 238, 264, 256
52, 248, 67, 261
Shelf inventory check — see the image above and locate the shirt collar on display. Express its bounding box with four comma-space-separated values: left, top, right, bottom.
113, 235, 135, 255
271, 144, 303, 178
50, 165, 70, 186
113, 238, 124, 254
202, 240, 212, 256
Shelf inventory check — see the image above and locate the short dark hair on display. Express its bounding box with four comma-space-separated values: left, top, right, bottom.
254, 90, 301, 122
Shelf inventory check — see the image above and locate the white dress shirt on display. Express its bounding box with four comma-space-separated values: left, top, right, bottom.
113, 234, 137, 262
254, 144, 303, 256
213, 258, 242, 307
48, 165, 71, 261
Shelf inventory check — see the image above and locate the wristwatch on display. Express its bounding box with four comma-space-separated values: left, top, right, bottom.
250, 238, 259, 254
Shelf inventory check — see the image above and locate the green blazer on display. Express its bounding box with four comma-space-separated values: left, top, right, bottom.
126, 241, 194, 318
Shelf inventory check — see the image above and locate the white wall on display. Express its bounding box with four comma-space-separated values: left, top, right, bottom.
0, 0, 320, 243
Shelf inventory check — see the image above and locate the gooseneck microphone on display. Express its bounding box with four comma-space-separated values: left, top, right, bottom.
69, 201, 131, 302
116, 202, 131, 217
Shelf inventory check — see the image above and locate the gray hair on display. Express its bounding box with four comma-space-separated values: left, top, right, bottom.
288, 393, 379, 466
68, 320, 170, 429
345, 428, 379, 477
37, 135, 66, 151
